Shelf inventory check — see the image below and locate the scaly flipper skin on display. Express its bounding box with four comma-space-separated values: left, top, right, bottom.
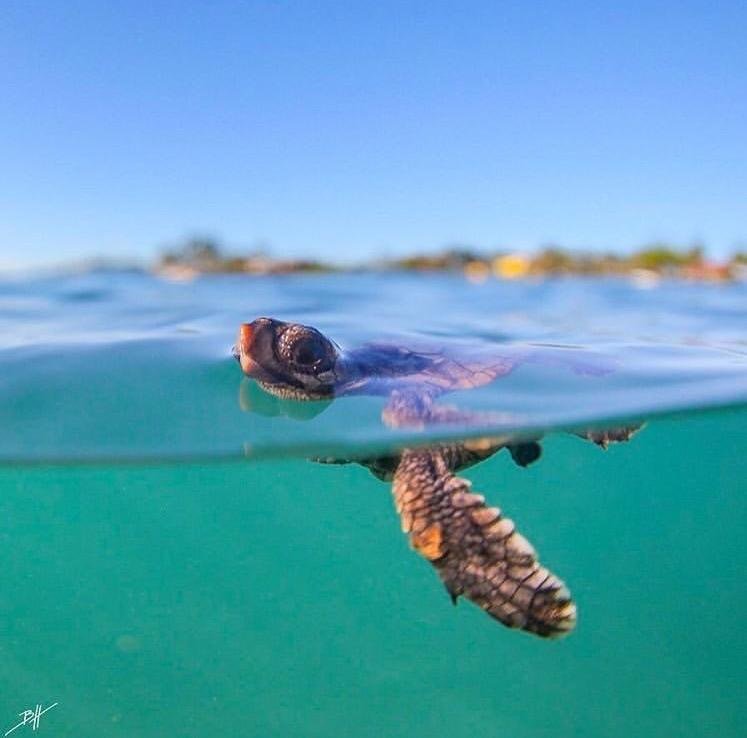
393, 448, 576, 638
576, 425, 644, 449
234, 317, 643, 639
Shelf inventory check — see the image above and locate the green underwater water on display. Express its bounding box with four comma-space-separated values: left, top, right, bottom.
1, 407, 745, 738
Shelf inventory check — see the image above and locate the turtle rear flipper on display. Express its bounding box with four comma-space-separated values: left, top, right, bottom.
392, 449, 576, 638
508, 441, 543, 467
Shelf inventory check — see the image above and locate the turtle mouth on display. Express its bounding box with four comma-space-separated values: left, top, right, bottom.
236, 351, 259, 375
256, 379, 331, 401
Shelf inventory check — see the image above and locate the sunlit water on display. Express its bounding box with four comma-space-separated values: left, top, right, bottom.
1, 272, 745, 737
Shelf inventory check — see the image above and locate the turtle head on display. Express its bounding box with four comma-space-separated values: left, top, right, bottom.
233, 318, 341, 400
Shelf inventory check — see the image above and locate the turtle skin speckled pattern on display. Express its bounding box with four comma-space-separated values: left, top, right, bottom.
234, 317, 642, 638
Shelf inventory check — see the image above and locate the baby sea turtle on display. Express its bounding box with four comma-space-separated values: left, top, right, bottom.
233, 317, 640, 638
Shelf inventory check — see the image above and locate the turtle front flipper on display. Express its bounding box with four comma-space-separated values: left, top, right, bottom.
575, 423, 644, 449
392, 448, 576, 638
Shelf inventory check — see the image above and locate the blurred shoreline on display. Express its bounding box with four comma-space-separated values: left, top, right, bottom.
152, 238, 746, 284
3, 238, 746, 284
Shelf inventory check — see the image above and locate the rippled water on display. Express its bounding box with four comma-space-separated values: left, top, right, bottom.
1, 272, 745, 738
1, 272, 745, 462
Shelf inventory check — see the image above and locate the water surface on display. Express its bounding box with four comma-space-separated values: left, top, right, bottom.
1, 272, 745, 462
0, 272, 745, 737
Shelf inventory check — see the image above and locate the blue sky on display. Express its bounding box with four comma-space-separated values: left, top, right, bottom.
1, 1, 745, 267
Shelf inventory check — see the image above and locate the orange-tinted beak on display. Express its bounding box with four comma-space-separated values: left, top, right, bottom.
238, 322, 254, 354
234, 322, 259, 375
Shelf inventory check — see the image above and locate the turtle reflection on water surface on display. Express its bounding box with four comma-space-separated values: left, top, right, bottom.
233, 317, 641, 639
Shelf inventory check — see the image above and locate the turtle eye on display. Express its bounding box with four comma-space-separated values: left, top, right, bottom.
290, 335, 328, 367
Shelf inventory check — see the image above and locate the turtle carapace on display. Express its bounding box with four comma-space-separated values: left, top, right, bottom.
234, 317, 641, 638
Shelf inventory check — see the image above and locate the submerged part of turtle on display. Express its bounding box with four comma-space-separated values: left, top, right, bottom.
234, 317, 642, 639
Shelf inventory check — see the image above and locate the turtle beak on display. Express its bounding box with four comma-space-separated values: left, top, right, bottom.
234, 322, 259, 375
233, 323, 255, 362
238, 322, 254, 352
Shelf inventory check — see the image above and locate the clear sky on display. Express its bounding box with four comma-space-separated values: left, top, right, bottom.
1, 1, 745, 268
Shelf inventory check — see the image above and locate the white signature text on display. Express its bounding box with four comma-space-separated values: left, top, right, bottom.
4, 703, 58, 736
